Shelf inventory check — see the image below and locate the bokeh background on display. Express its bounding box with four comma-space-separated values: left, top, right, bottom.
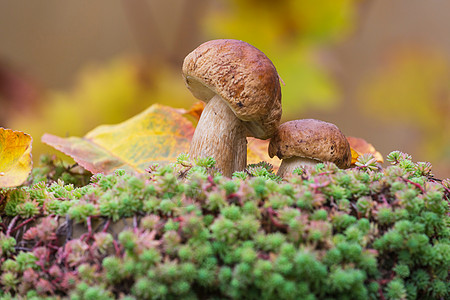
1, 0, 449, 178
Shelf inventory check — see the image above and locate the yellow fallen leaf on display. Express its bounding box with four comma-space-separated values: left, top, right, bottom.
0, 128, 33, 188
42, 104, 195, 174
350, 147, 359, 165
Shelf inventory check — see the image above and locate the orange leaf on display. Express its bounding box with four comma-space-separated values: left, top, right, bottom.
0, 128, 33, 188
184, 101, 205, 121
42, 104, 195, 174
174, 101, 206, 126
247, 137, 281, 172
347, 136, 383, 164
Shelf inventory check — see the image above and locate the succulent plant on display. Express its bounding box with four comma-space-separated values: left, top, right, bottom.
0, 151, 448, 299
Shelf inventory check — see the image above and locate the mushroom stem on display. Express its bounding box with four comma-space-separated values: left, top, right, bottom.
188, 94, 247, 177
277, 157, 319, 177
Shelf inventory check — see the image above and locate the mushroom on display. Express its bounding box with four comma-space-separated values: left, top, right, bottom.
268, 119, 351, 177
182, 39, 282, 177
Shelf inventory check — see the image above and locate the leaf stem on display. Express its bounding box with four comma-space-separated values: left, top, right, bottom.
11, 215, 38, 235
6, 215, 19, 236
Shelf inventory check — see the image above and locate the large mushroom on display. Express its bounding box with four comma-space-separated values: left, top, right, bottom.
268, 119, 351, 177
182, 39, 282, 177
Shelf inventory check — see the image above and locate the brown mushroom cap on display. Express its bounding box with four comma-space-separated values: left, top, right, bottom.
182, 39, 282, 139
268, 119, 352, 168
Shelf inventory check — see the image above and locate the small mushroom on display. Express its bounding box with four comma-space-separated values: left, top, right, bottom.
268, 119, 351, 177
183, 39, 282, 177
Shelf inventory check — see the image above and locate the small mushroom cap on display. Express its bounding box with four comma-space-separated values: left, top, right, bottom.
182, 39, 282, 139
268, 119, 352, 168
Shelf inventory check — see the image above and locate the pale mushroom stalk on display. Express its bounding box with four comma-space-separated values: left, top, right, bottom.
277, 157, 319, 177
189, 95, 247, 177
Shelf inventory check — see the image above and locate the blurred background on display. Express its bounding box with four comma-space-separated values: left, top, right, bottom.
0, 0, 449, 178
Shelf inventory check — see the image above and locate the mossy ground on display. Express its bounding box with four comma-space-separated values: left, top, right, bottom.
0, 152, 449, 300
